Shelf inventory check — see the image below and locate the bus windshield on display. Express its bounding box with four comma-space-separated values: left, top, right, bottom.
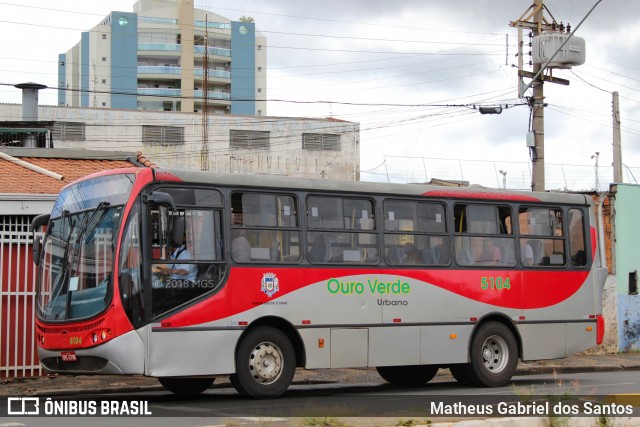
37, 174, 135, 322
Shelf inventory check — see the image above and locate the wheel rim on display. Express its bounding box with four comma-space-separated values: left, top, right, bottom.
481, 334, 509, 373
248, 341, 283, 385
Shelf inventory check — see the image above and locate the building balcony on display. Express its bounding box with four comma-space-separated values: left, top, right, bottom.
138, 65, 181, 75
193, 69, 231, 79
194, 46, 231, 57
193, 90, 230, 100
137, 88, 181, 97
138, 43, 181, 52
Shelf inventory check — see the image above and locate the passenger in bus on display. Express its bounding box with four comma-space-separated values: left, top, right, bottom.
403, 242, 422, 264
522, 239, 541, 267
572, 250, 587, 267
478, 238, 501, 265
231, 230, 251, 262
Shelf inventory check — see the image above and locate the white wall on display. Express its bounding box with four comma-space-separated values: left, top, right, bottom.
0, 104, 360, 181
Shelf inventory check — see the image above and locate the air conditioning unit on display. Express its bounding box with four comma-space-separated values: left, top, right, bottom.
532, 32, 586, 69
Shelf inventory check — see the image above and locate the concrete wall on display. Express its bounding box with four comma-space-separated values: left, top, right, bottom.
0, 104, 360, 181
611, 184, 640, 351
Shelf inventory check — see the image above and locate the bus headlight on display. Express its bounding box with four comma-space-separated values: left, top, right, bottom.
92, 333, 98, 343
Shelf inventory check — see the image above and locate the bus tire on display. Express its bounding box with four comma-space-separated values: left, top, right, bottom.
376, 365, 439, 386
230, 327, 296, 398
158, 377, 215, 395
468, 321, 518, 387
449, 364, 474, 386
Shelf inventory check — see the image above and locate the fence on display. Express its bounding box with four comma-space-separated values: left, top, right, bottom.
0, 215, 42, 378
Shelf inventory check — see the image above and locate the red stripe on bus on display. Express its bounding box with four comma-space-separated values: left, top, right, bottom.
164, 268, 588, 327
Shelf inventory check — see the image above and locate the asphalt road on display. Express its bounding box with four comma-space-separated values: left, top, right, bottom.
2, 370, 640, 426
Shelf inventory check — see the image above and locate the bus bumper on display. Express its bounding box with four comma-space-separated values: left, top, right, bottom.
38, 330, 145, 375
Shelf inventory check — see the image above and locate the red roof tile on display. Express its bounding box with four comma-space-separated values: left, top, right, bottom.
0, 155, 138, 195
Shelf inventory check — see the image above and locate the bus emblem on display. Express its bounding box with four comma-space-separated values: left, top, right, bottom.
261, 273, 280, 298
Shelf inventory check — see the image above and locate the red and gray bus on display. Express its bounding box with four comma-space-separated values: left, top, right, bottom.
31, 167, 607, 397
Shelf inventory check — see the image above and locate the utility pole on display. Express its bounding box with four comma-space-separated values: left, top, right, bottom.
612, 91, 622, 183
511, 0, 558, 192
511, 0, 601, 192
200, 15, 210, 171
530, 1, 545, 192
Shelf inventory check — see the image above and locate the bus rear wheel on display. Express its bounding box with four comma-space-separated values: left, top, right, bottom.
376, 365, 439, 386
468, 321, 518, 387
449, 364, 475, 386
230, 327, 296, 398
158, 377, 215, 395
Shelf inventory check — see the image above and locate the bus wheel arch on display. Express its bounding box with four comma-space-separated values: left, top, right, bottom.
237, 316, 306, 367
451, 314, 521, 387
475, 314, 522, 358
231, 317, 302, 398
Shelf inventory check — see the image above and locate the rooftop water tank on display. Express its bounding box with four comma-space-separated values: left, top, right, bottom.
532, 32, 586, 69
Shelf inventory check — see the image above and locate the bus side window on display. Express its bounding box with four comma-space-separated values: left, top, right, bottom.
568, 209, 587, 267
518, 207, 566, 267
231, 192, 301, 264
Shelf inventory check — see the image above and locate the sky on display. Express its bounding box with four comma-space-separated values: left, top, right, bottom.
0, 0, 638, 191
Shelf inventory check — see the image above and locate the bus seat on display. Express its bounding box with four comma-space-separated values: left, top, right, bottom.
386, 247, 405, 265
171, 216, 185, 247
308, 234, 330, 262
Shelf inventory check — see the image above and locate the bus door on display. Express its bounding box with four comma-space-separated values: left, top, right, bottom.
144, 187, 232, 376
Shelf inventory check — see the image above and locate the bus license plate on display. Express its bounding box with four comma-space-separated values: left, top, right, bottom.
61, 351, 77, 362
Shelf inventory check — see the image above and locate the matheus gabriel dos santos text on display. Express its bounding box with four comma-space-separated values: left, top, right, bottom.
430, 401, 634, 416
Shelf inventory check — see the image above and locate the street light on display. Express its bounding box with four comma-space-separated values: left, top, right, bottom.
591, 152, 600, 191
499, 170, 508, 189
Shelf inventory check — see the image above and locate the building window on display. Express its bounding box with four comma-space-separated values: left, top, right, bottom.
102, 79, 107, 84
102, 57, 107, 62
101, 102, 107, 107
142, 125, 184, 145
257, 88, 262, 93
53, 121, 86, 141
230, 130, 269, 149
257, 67, 262, 72
102, 34, 107, 40
257, 45, 262, 50
302, 133, 341, 151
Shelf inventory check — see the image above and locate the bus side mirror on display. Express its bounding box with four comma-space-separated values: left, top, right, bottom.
30, 214, 49, 266
30, 214, 50, 232
143, 191, 176, 211
32, 237, 42, 266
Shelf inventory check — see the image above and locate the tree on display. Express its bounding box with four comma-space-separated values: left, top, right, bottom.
239, 16, 255, 23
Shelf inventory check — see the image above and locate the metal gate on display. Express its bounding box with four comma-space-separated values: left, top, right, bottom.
0, 214, 42, 378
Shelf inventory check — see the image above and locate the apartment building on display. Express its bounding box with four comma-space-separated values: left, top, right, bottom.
57, 0, 266, 116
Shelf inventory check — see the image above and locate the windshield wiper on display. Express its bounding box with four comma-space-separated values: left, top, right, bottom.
68, 201, 111, 278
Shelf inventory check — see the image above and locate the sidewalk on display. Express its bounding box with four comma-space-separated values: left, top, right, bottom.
1, 352, 639, 397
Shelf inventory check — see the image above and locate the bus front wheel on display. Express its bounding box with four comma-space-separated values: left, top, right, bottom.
376, 365, 439, 386
468, 321, 518, 387
158, 377, 215, 395
230, 326, 296, 398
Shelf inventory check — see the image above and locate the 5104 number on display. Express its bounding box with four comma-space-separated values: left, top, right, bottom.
481, 276, 511, 290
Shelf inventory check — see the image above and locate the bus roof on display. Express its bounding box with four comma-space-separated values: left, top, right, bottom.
156, 168, 591, 206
